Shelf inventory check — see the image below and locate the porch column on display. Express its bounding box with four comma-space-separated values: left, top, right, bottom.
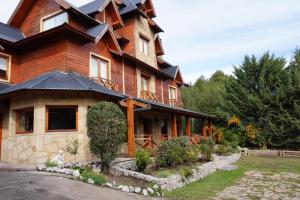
202, 119, 207, 140
171, 114, 177, 138
127, 98, 135, 157
208, 120, 213, 137
185, 117, 191, 137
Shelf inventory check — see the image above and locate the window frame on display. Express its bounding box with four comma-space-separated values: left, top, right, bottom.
0, 53, 11, 82
89, 53, 111, 81
141, 73, 151, 92
40, 11, 69, 32
169, 85, 177, 100
15, 107, 34, 135
45, 105, 78, 133
139, 35, 150, 55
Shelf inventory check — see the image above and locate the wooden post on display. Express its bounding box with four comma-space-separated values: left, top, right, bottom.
185, 117, 191, 137
208, 120, 213, 137
171, 114, 177, 138
127, 98, 135, 157
202, 120, 207, 140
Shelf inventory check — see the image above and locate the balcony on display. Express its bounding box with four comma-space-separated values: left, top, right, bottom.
90, 77, 120, 92
140, 90, 158, 102
169, 99, 182, 108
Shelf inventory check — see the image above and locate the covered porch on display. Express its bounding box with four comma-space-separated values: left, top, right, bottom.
120, 97, 217, 157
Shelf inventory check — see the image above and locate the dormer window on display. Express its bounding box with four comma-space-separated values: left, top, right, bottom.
139, 35, 149, 55
42, 12, 68, 32
0, 54, 9, 81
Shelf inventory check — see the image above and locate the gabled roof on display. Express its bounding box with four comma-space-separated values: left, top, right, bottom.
119, 0, 139, 16
8, 0, 99, 27
79, 0, 111, 14
0, 22, 24, 42
0, 71, 123, 98
162, 66, 179, 78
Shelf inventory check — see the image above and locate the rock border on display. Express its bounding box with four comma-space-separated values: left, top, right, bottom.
110, 153, 241, 191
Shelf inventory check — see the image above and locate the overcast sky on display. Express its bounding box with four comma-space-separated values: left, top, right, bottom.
1, 0, 300, 83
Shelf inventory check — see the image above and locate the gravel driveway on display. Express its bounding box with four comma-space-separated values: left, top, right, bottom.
0, 171, 157, 200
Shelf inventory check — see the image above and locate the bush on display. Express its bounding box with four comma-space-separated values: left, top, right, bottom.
198, 138, 215, 161
87, 102, 127, 173
134, 149, 152, 172
180, 167, 193, 179
66, 138, 79, 162
45, 159, 58, 168
155, 137, 199, 167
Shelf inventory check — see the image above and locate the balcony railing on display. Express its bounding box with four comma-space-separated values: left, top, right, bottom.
140, 90, 158, 102
91, 77, 120, 92
169, 99, 182, 108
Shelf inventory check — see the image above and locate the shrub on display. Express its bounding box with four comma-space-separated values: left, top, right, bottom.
180, 167, 193, 179
155, 137, 198, 167
87, 102, 127, 173
134, 149, 152, 172
45, 159, 58, 168
198, 138, 214, 161
66, 138, 79, 162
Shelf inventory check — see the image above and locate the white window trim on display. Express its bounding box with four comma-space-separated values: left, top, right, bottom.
139, 35, 149, 55
169, 85, 177, 100
40, 11, 69, 32
89, 52, 111, 80
0, 52, 11, 83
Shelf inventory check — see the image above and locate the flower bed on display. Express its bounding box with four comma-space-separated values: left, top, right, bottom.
109, 153, 241, 191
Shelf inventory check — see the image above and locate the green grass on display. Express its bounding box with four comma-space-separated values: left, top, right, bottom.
166, 156, 300, 200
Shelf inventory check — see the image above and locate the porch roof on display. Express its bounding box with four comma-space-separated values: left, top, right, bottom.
0, 82, 11, 91
132, 97, 217, 120
0, 71, 123, 99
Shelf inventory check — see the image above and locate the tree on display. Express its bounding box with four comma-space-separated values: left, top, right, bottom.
223, 52, 300, 148
87, 102, 127, 172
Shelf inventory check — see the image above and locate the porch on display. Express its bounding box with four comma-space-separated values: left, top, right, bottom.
120, 98, 216, 157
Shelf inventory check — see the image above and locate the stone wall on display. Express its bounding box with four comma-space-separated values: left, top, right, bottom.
110, 153, 241, 191
0, 94, 100, 164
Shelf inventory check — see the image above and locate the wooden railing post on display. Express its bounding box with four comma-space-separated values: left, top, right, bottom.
202, 120, 207, 140
127, 98, 135, 157
171, 114, 177, 138
185, 117, 191, 137
208, 120, 213, 137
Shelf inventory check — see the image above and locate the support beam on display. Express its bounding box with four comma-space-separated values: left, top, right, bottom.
171, 114, 177, 138
202, 120, 207, 140
127, 98, 135, 157
208, 120, 213, 137
185, 117, 191, 137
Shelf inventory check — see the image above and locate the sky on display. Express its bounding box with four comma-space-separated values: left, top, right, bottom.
1, 0, 300, 83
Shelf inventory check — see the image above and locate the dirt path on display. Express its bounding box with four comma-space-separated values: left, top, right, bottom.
211, 170, 300, 200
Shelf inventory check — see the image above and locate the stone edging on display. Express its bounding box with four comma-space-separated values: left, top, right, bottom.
110, 153, 241, 191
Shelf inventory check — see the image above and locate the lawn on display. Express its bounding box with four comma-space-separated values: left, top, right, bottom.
166, 156, 300, 200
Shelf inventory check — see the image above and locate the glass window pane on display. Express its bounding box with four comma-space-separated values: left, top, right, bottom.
17, 109, 34, 133
139, 38, 144, 53
90, 57, 98, 77
55, 12, 68, 26
43, 18, 55, 31
100, 60, 108, 79
144, 42, 148, 55
0, 57, 7, 80
48, 107, 77, 131
43, 12, 67, 31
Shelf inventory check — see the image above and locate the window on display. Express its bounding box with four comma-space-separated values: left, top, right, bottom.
46, 106, 78, 132
0, 55, 8, 80
169, 86, 177, 100
141, 74, 150, 92
42, 12, 68, 31
16, 107, 34, 134
90, 55, 110, 80
139, 36, 149, 55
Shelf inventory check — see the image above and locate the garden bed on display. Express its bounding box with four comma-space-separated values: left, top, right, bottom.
110, 153, 241, 191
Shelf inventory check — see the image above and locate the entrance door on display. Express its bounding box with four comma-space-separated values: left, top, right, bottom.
0, 114, 2, 160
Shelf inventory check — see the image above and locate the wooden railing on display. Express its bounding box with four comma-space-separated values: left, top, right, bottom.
135, 134, 158, 149
169, 99, 182, 107
140, 90, 158, 102
91, 77, 120, 92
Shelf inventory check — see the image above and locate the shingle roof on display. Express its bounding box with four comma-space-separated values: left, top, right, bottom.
0, 22, 24, 42
0, 71, 123, 98
132, 97, 217, 120
161, 66, 179, 79
0, 82, 11, 91
119, 0, 139, 15
86, 23, 109, 39
79, 0, 111, 14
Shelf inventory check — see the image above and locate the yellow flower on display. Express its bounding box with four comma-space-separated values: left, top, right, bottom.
213, 128, 224, 144
228, 115, 241, 126
246, 124, 256, 140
